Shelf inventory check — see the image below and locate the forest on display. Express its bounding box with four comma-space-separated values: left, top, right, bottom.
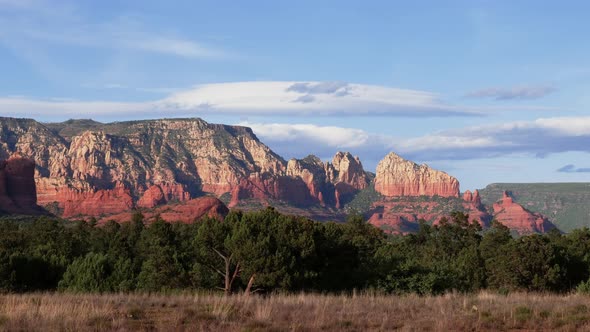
1, 207, 590, 295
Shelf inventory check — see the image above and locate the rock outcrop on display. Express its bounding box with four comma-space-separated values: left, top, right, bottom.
99, 196, 229, 224
137, 183, 191, 208
374, 152, 459, 197
493, 191, 556, 234
0, 154, 45, 215
0, 117, 558, 235
461, 189, 490, 226
1, 117, 288, 217
326, 152, 369, 191
284, 152, 370, 208
286, 155, 327, 205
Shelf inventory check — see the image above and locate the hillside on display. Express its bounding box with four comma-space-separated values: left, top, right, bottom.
479, 183, 590, 232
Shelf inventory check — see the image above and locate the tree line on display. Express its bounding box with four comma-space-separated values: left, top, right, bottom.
1, 208, 590, 295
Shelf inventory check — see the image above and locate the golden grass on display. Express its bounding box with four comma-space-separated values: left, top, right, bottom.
0, 291, 590, 331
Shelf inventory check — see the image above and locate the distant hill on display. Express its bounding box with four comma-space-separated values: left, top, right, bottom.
479, 183, 590, 232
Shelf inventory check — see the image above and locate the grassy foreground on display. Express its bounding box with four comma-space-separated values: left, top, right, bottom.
1, 292, 590, 331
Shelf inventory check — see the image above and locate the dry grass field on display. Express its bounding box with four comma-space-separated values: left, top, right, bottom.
1, 291, 590, 331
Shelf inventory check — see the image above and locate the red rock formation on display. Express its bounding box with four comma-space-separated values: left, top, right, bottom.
229, 173, 312, 207
374, 152, 459, 197
327, 152, 370, 208
59, 182, 134, 218
0, 154, 44, 214
368, 207, 420, 235
327, 152, 369, 190
286, 156, 327, 205
1, 117, 291, 217
493, 191, 555, 234
463, 190, 481, 205
137, 185, 167, 208
99, 196, 228, 224
461, 190, 490, 226
137, 183, 191, 208
286, 152, 370, 208
157, 197, 229, 222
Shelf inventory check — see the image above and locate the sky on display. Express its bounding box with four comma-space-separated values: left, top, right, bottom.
1, 0, 590, 190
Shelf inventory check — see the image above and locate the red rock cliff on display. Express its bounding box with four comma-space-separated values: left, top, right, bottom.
374, 152, 459, 197
493, 191, 555, 234
0, 154, 44, 214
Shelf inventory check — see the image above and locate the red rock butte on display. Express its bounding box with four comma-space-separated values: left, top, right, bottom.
0, 153, 45, 215
492, 191, 555, 234
374, 152, 460, 197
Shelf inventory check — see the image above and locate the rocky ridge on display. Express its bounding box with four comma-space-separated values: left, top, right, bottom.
0, 117, 557, 234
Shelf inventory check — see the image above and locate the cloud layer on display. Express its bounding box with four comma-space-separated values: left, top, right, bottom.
557, 165, 590, 173
240, 116, 590, 165
0, 81, 483, 118
160, 81, 480, 117
466, 85, 556, 100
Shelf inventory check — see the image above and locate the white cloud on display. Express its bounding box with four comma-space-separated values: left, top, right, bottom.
240, 122, 371, 148
466, 85, 556, 100
393, 116, 590, 160
0, 81, 566, 119
236, 116, 590, 167
160, 81, 480, 117
132, 37, 224, 58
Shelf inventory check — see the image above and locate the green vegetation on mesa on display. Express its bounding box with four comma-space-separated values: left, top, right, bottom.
479, 183, 590, 232
3, 210, 590, 295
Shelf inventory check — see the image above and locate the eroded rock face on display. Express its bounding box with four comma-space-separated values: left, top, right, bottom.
137, 183, 191, 208
229, 173, 313, 207
1, 117, 288, 217
328, 152, 369, 190
374, 152, 460, 197
493, 191, 556, 234
286, 155, 327, 205
99, 196, 229, 224
0, 154, 45, 215
285, 152, 370, 208
460, 190, 490, 227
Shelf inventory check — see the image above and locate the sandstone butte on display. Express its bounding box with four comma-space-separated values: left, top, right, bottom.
0, 117, 557, 233
374, 152, 460, 197
492, 191, 556, 234
0, 153, 45, 215
367, 190, 488, 235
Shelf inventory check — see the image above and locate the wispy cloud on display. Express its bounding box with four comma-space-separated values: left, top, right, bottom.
465, 85, 556, 100
0, 96, 152, 116
557, 165, 590, 173
161, 81, 481, 117
0, 3, 227, 59
0, 81, 565, 119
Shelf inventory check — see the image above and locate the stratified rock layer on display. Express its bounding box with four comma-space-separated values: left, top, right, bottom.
1, 117, 287, 217
284, 152, 370, 208
493, 191, 556, 234
0, 117, 559, 235
374, 152, 459, 197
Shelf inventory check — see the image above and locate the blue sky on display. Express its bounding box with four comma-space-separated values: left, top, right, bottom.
1, 0, 590, 190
